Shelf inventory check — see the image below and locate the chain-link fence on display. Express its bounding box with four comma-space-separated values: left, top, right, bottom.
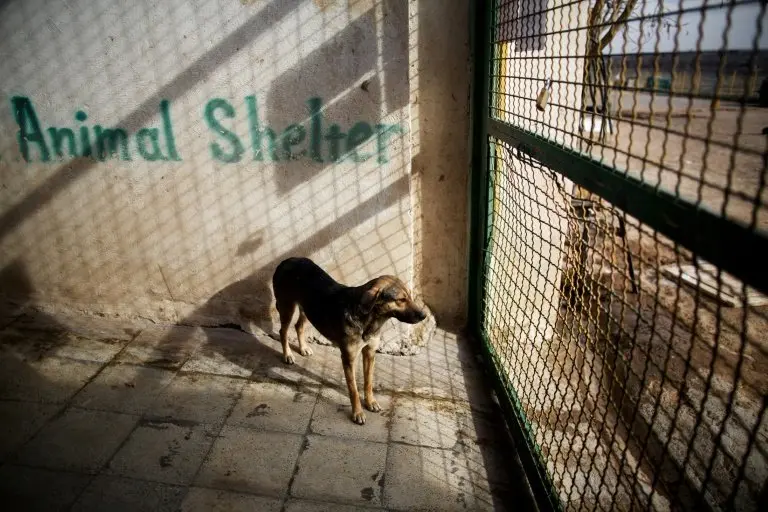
471, 0, 768, 510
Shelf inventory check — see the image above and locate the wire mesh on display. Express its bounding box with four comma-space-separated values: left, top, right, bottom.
479, 0, 768, 510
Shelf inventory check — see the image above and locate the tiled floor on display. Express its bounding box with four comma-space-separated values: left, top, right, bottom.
0, 310, 536, 511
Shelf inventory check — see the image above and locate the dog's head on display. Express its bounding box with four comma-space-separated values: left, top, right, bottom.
360, 276, 427, 324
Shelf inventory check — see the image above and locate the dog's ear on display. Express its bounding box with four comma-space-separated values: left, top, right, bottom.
360, 283, 381, 313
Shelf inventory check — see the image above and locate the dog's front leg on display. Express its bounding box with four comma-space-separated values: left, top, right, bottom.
362, 344, 381, 412
341, 347, 365, 425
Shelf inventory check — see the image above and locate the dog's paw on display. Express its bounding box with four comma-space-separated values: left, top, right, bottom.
365, 398, 381, 412
352, 410, 366, 425
299, 346, 313, 357
283, 353, 296, 365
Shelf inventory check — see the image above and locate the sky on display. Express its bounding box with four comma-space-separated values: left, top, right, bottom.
608, 0, 768, 53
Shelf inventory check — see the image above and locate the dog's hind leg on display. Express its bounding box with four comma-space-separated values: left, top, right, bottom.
277, 299, 297, 364
341, 346, 365, 425
295, 307, 313, 357
362, 344, 381, 412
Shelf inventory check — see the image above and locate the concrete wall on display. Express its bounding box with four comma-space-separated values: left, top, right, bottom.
0, 0, 471, 352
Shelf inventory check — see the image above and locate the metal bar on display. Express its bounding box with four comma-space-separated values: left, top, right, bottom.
488, 118, 768, 297
469, 1, 562, 511
478, 331, 563, 512
467, 0, 492, 334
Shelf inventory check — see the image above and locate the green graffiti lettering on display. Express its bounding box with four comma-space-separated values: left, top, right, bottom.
95, 126, 131, 161
282, 124, 306, 160
325, 124, 346, 163
11, 96, 50, 162
375, 124, 404, 164
160, 100, 181, 161
205, 98, 244, 163
346, 122, 373, 162
47, 128, 77, 158
307, 97, 323, 163
136, 128, 166, 161
246, 95, 278, 161
79, 128, 92, 157
10, 95, 403, 167
76, 111, 93, 158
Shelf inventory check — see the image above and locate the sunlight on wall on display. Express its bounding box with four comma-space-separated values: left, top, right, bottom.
0, 0, 435, 350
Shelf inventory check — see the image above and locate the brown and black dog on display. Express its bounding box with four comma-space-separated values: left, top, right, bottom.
272, 257, 427, 425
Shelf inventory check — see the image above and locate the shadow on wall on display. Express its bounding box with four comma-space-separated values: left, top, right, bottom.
0, 259, 35, 323
265, 0, 408, 195
178, 173, 408, 338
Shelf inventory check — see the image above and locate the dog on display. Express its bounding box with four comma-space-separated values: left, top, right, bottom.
272, 257, 427, 425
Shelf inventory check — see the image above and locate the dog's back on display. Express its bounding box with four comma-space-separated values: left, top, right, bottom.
272, 257, 343, 305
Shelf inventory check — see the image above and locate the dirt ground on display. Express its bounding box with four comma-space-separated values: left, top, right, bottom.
594, 95, 768, 231
551, 97, 768, 510
483, 95, 768, 510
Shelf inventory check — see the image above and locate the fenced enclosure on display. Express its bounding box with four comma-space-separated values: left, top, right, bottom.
469, 0, 768, 510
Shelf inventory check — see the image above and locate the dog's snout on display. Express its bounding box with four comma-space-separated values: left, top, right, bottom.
404, 305, 427, 324
393, 302, 427, 324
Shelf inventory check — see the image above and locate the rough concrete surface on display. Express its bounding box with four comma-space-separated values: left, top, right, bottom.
0, 309, 536, 511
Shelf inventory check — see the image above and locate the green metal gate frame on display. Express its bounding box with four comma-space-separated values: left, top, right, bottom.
467, 1, 768, 510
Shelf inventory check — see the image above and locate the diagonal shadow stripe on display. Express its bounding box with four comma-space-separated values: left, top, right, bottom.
184, 173, 411, 328
255, 173, 410, 274
0, 0, 294, 242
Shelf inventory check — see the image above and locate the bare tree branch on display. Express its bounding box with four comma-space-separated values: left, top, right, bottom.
598, 0, 639, 52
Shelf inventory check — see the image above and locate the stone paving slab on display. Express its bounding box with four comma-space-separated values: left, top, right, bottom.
0, 327, 66, 361
180, 327, 273, 378
384, 443, 496, 511
391, 395, 465, 449
256, 362, 311, 387
309, 386, 392, 443
0, 401, 60, 459
284, 499, 385, 511
275, 344, 346, 388
72, 363, 176, 414
107, 419, 218, 485
47, 334, 128, 364
290, 435, 388, 506
0, 313, 535, 511
15, 408, 138, 474
0, 355, 103, 403
116, 325, 206, 370
0, 464, 92, 511
194, 426, 304, 497
374, 330, 496, 413
180, 486, 283, 511
46, 334, 128, 363
227, 381, 318, 434
145, 373, 244, 424
72, 475, 187, 512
